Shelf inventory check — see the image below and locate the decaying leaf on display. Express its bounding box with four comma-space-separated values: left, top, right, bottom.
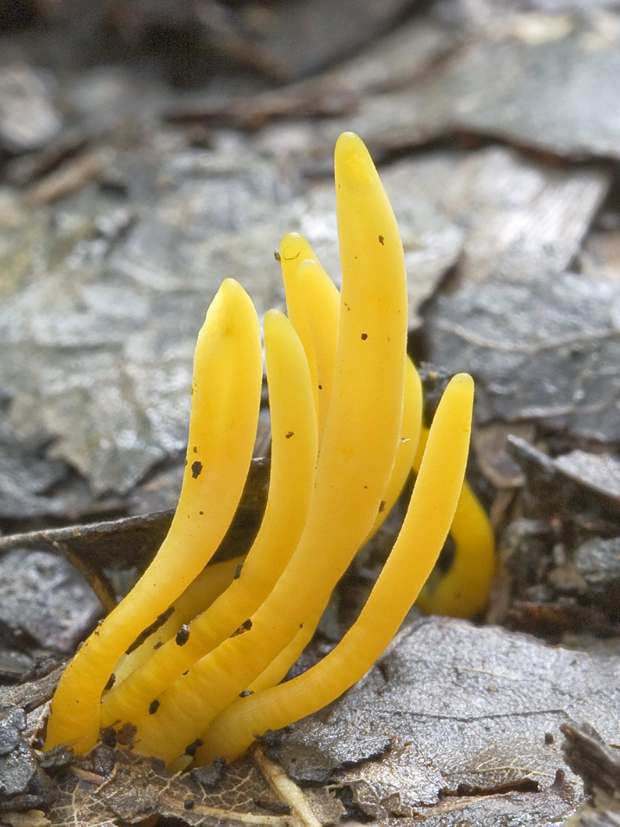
379, 146, 609, 287
507, 436, 620, 523
345, 16, 620, 163
562, 722, 620, 827
45, 746, 341, 827
268, 616, 620, 823
428, 273, 620, 441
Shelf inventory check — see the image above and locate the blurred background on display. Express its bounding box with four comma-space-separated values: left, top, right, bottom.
3, 7, 620, 823
1, 0, 620, 662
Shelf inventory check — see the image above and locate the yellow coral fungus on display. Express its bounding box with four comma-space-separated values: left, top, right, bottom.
44, 132, 492, 768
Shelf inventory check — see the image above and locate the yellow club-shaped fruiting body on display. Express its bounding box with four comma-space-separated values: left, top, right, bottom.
44, 132, 494, 767
45, 278, 263, 754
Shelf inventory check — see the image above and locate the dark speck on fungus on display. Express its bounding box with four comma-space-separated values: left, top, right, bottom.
285, 431, 294, 439
185, 738, 203, 757
231, 619, 253, 637
176, 625, 190, 646
191, 461, 203, 479
149, 700, 160, 715
361, 333, 368, 340
126, 607, 175, 655
378, 235, 384, 245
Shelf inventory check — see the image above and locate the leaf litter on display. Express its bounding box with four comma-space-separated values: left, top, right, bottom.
4, 2, 620, 826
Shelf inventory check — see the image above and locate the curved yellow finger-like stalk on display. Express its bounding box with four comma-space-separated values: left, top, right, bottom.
279, 233, 323, 417
279, 236, 340, 442
99, 309, 318, 730
44, 278, 262, 754
111, 555, 244, 686
281, 236, 422, 534
367, 357, 422, 539
128, 130, 409, 764
293, 258, 339, 443
415, 425, 495, 618
197, 374, 474, 764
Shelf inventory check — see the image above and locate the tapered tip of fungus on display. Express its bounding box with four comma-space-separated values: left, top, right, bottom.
218, 278, 244, 299
448, 373, 475, 406
335, 132, 376, 193
280, 232, 315, 265
263, 308, 286, 336
264, 308, 284, 321
205, 278, 239, 321
202, 278, 257, 340
440, 373, 474, 431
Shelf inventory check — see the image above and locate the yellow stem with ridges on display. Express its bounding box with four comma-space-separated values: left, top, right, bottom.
197, 374, 474, 763
100, 309, 318, 730
248, 599, 326, 694
44, 278, 262, 753
111, 555, 244, 686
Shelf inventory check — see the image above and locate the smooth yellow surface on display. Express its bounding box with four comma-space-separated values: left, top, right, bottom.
279, 233, 323, 416
192, 599, 327, 766
294, 258, 340, 442
367, 357, 422, 538
100, 309, 318, 729
198, 374, 474, 763
128, 131, 409, 763
282, 235, 422, 535
417, 470, 495, 616
44, 279, 262, 753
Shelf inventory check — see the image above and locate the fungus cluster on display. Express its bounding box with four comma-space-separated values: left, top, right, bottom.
44, 133, 494, 769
